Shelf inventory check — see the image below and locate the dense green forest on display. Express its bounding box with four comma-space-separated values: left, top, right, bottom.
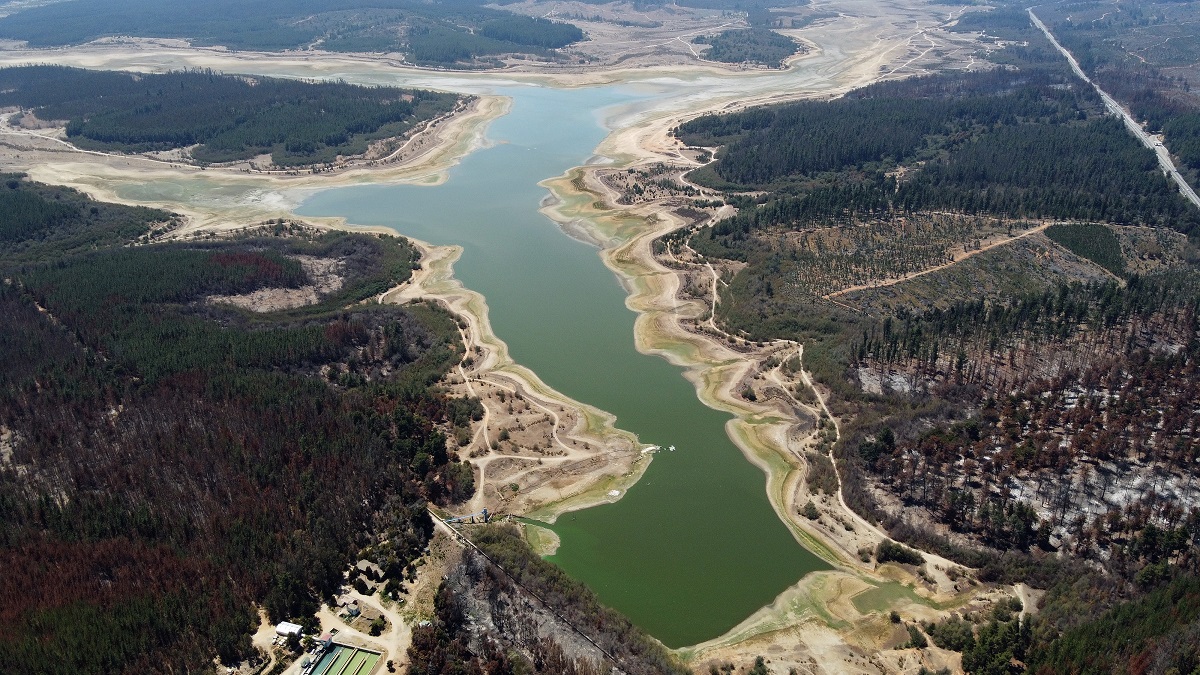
0, 0, 584, 66
693, 27, 801, 67
0, 173, 175, 263
408, 525, 690, 675
1166, 113, 1200, 173
403, 20, 575, 66
0, 66, 460, 166
677, 66, 1197, 237
677, 63, 1101, 184
0, 175, 479, 672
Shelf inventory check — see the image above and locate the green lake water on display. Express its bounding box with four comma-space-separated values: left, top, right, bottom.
294, 84, 829, 648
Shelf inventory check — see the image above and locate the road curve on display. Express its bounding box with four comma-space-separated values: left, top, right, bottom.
1028, 7, 1200, 210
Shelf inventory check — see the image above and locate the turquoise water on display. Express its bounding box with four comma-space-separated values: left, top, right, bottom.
297, 84, 828, 648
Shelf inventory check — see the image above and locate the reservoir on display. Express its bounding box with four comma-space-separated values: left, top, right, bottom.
297, 83, 829, 648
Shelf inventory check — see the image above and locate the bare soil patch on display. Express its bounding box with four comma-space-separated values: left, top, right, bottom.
207, 254, 344, 313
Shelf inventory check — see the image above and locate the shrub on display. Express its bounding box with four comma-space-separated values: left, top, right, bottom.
877, 539, 925, 566
926, 615, 976, 652
906, 624, 928, 649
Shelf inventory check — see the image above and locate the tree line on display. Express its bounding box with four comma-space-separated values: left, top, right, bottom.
0, 173, 173, 264
677, 65, 1096, 185
0, 66, 461, 166
678, 64, 1198, 238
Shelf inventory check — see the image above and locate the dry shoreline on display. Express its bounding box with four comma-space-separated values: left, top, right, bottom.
378, 234, 653, 529
0, 4, 1015, 668
0, 38, 813, 90
538, 118, 983, 675
0, 93, 511, 235
528, 9, 1011, 668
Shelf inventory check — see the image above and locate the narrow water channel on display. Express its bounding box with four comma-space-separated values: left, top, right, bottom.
289, 83, 830, 648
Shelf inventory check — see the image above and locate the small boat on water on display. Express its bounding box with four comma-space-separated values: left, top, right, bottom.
669, 445, 676, 452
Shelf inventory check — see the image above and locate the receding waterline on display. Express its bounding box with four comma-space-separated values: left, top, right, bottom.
297, 84, 828, 648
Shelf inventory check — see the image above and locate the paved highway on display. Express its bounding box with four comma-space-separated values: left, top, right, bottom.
1029, 7, 1200, 210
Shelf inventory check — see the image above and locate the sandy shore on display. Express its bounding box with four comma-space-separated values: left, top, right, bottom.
377, 234, 652, 527
0, 38, 784, 89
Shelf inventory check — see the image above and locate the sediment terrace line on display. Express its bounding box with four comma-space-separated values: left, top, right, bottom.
1029, 7, 1200, 210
